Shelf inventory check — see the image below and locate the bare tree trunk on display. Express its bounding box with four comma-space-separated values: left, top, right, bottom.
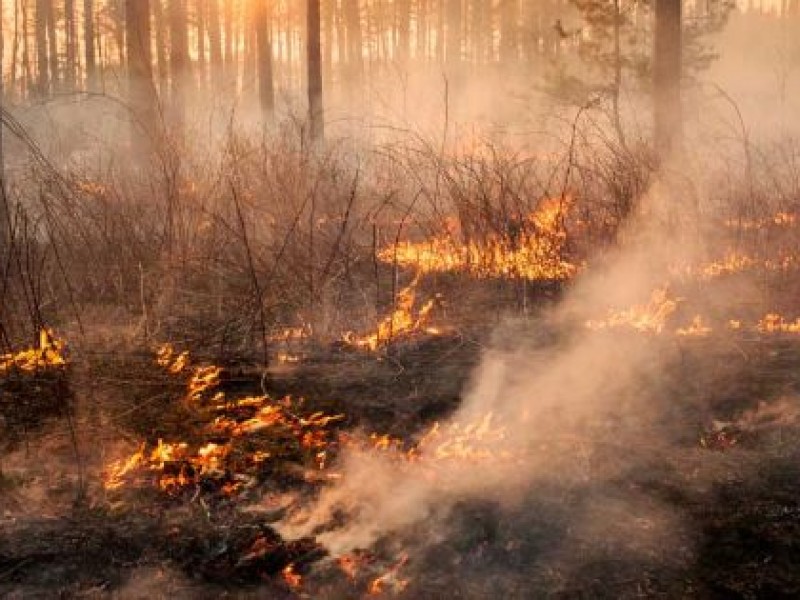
254, 0, 274, 119
307, 0, 323, 143
446, 0, 461, 67
45, 0, 57, 90
208, 0, 223, 89
499, 0, 519, 63
653, 0, 682, 156
169, 0, 191, 129
397, 0, 411, 64
196, 0, 207, 88
152, 0, 169, 99
84, 0, 97, 90
126, 0, 158, 152
65, 0, 77, 90
35, 0, 49, 95
344, 0, 362, 81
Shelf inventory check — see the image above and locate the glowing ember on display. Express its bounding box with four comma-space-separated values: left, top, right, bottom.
378, 198, 575, 281
0, 329, 67, 374
343, 276, 440, 351
585, 288, 678, 334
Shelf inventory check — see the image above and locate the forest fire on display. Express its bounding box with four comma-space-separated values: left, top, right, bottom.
377, 198, 576, 282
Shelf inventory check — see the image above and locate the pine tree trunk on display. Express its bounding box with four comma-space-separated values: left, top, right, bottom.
653, 0, 682, 156
35, 0, 49, 96
208, 0, 223, 89
84, 0, 97, 90
499, 0, 519, 63
344, 0, 362, 81
446, 0, 461, 67
126, 0, 158, 151
169, 0, 191, 128
65, 0, 77, 90
254, 0, 274, 119
307, 0, 323, 143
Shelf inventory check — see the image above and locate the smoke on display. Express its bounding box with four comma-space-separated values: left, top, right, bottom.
276, 175, 710, 570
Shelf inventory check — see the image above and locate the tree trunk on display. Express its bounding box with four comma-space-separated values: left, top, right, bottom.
126, 0, 158, 151
208, 0, 223, 89
45, 0, 57, 90
499, 0, 519, 63
35, 0, 49, 96
344, 0, 362, 81
254, 0, 274, 119
84, 0, 97, 90
307, 0, 323, 143
653, 0, 682, 156
65, 0, 77, 90
169, 0, 191, 128
446, 0, 461, 67
196, 0, 207, 87
397, 0, 411, 63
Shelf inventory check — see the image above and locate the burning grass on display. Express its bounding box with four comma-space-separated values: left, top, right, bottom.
377, 197, 577, 282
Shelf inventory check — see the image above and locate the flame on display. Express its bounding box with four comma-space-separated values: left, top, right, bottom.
104, 346, 344, 496
343, 276, 439, 351
585, 287, 678, 334
377, 198, 575, 282
368, 553, 409, 596
676, 315, 712, 337
724, 211, 798, 230
282, 563, 302, 589
671, 251, 800, 281
757, 314, 800, 334
0, 329, 66, 373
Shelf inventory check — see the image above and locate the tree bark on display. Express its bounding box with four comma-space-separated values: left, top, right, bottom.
307, 0, 323, 143
653, 0, 682, 157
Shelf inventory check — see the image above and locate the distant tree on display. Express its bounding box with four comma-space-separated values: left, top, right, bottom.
169, 0, 191, 128
254, 0, 274, 119
126, 0, 158, 151
344, 0, 363, 80
654, 0, 682, 155
35, 0, 50, 96
446, 0, 461, 67
307, 0, 324, 142
84, 0, 98, 91
499, 0, 520, 63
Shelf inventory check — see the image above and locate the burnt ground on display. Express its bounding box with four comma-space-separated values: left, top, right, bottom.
2, 325, 800, 599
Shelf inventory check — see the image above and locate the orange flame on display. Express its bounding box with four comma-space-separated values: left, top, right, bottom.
378, 198, 575, 282
343, 276, 439, 351
0, 329, 66, 374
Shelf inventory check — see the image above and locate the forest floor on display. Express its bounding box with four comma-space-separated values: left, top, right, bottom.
2, 298, 800, 599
